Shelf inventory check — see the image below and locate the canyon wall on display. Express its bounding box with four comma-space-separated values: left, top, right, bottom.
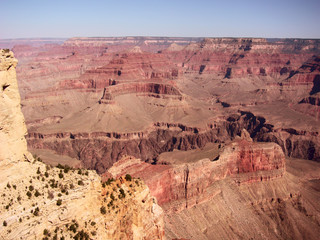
0, 49, 165, 240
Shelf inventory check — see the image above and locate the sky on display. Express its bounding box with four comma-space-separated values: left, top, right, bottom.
1, 0, 320, 39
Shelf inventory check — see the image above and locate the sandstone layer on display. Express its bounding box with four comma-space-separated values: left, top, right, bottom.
0, 49, 32, 164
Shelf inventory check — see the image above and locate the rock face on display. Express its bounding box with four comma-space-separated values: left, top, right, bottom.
0, 49, 165, 240
0, 49, 32, 164
106, 134, 286, 211
99, 82, 183, 103
105, 142, 320, 240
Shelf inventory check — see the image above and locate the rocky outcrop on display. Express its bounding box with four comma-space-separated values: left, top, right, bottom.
0, 49, 32, 164
99, 82, 183, 103
106, 134, 286, 211
0, 160, 165, 240
224, 111, 320, 162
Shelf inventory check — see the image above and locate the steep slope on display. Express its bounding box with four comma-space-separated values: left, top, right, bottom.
0, 49, 33, 164
0, 49, 165, 240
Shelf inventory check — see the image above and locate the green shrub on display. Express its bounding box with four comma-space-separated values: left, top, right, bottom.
35, 190, 41, 197
100, 206, 106, 214
125, 174, 132, 181
106, 178, 114, 185
3, 221, 7, 226
119, 188, 126, 199
56, 199, 62, 206
57, 164, 64, 169
26, 191, 32, 198
33, 207, 40, 216
110, 193, 115, 201
43, 229, 49, 236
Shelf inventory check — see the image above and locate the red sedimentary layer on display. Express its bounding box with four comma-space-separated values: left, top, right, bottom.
99, 82, 182, 103
59, 51, 180, 91
105, 138, 286, 211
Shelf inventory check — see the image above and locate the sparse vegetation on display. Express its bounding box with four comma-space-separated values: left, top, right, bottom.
56, 199, 62, 206
33, 207, 40, 216
3, 220, 7, 226
105, 178, 114, 186
26, 191, 32, 198
125, 174, 132, 181
119, 188, 126, 199
100, 206, 106, 214
110, 193, 115, 201
35, 190, 41, 197
43, 229, 50, 236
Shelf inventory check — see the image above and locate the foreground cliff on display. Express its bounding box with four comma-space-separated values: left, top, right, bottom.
0, 49, 165, 240
0, 49, 32, 164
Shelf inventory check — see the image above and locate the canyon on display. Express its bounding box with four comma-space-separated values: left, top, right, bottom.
1, 36, 320, 239
0, 49, 164, 240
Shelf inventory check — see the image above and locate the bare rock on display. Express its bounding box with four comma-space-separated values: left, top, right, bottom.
0, 49, 32, 164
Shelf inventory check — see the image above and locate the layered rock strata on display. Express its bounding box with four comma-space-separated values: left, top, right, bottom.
105, 132, 286, 211
0, 49, 165, 240
99, 82, 183, 104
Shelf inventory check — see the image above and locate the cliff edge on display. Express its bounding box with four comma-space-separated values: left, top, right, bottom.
0, 49, 32, 165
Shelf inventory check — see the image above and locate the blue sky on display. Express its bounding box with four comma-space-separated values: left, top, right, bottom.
1, 0, 319, 39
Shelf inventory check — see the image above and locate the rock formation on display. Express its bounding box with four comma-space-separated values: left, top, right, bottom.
106, 132, 286, 211
0, 49, 165, 240
0, 49, 32, 164
104, 137, 320, 240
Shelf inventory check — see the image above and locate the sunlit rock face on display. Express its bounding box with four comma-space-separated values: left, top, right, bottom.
0, 49, 32, 165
